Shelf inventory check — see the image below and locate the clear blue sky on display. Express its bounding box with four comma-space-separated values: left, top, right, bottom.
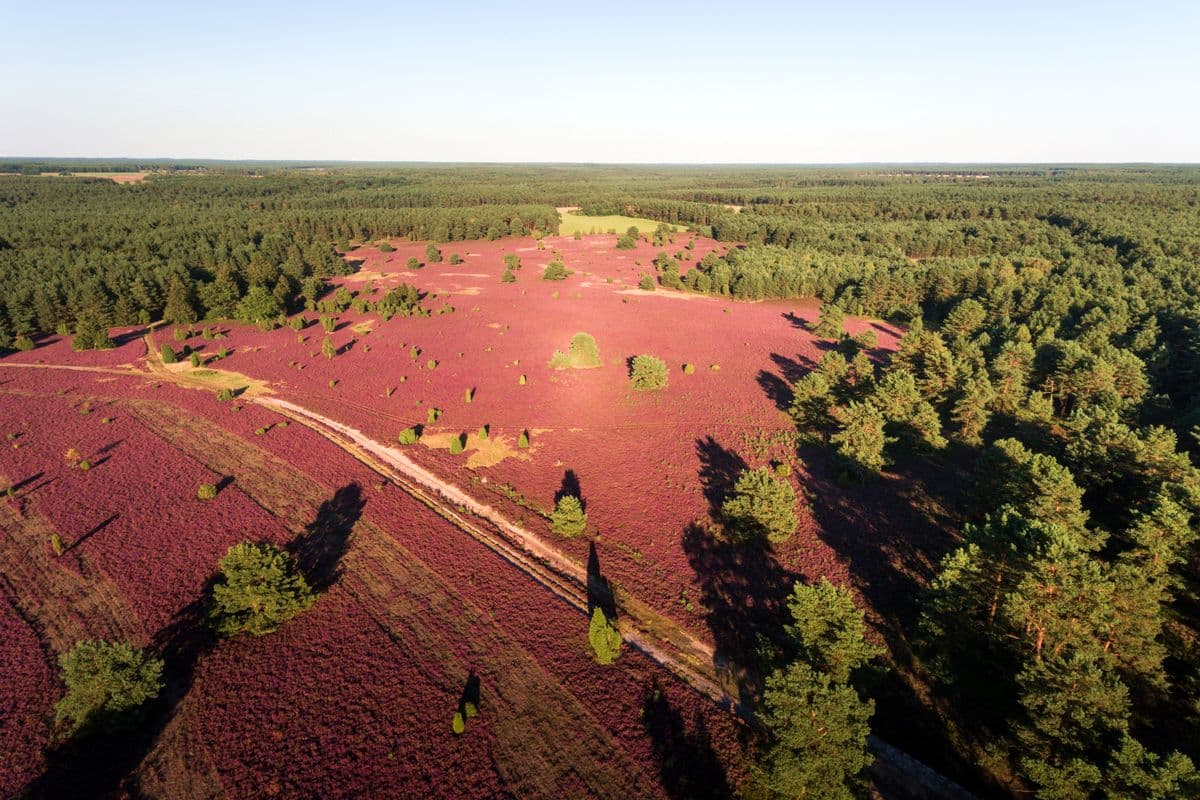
2, 0, 1197, 162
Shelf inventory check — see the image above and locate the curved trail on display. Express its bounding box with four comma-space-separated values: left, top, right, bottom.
1, 347, 975, 799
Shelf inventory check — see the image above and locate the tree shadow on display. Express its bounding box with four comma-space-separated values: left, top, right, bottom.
769, 353, 806, 383
288, 483, 364, 592
781, 310, 809, 330
554, 469, 584, 509
642, 677, 732, 800
682, 521, 793, 705
64, 513, 118, 554
458, 670, 482, 717
756, 370, 792, 413
695, 436, 748, 517
587, 541, 616, 621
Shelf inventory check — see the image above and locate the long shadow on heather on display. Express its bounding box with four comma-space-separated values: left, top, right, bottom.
288, 482, 364, 591
642, 677, 732, 800
686, 437, 794, 705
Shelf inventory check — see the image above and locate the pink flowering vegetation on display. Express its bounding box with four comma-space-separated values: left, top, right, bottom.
0, 325, 150, 368
189, 233, 898, 630
0, 388, 292, 635
0, 593, 56, 797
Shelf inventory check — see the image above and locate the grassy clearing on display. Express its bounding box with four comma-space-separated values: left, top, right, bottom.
558, 209, 685, 237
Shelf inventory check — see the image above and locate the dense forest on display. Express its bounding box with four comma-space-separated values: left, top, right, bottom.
2, 163, 1199, 798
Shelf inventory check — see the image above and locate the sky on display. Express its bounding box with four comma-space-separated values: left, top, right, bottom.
2, 0, 1198, 163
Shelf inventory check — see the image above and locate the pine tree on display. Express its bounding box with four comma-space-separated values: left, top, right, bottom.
550, 495, 587, 537
162, 275, 199, 324
831, 401, 889, 478
784, 579, 882, 684
55, 640, 164, 737
721, 467, 797, 543
951, 370, 995, 445
209, 542, 314, 637
588, 607, 622, 665
756, 662, 874, 799
322, 335, 336, 360
812, 302, 845, 339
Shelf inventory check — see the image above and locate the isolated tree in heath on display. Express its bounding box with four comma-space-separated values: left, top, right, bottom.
629, 354, 668, 390
588, 607, 623, 665
322, 335, 336, 360
425, 243, 443, 263
55, 640, 164, 737
550, 495, 587, 538
209, 542, 315, 637
722, 466, 798, 543
542, 259, 570, 281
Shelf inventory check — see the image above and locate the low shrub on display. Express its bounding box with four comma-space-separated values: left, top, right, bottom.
197, 483, 218, 500
518, 430, 530, 449
378, 241, 394, 252
682, 363, 695, 374
616, 234, 637, 250
427, 407, 441, 425
464, 387, 474, 403
160, 344, 177, 364
501, 267, 517, 283
406, 257, 422, 270
449, 253, 463, 265
217, 387, 234, 402
629, 354, 668, 391
550, 332, 601, 369
638, 275, 655, 291
189, 352, 201, 368
449, 434, 465, 455
426, 359, 438, 370
397, 427, 420, 445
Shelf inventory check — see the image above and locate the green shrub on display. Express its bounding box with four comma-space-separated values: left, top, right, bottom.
320, 316, 336, 333
638, 275, 656, 291
503, 253, 521, 270
189, 352, 201, 368
629, 354, 668, 391
398, 427, 420, 445
452, 711, 465, 735
426, 244, 443, 263
427, 407, 441, 425
464, 387, 474, 403
173, 327, 189, 342
55, 640, 164, 737
13, 334, 35, 351
50, 533, 65, 556
427, 359, 438, 370
616, 234, 637, 250
722, 467, 798, 543
478, 425, 488, 440
449, 434, 465, 454
217, 388, 234, 402
410, 345, 421, 360
682, 363, 695, 374
197, 483, 218, 500
209, 542, 315, 637
518, 430, 530, 449
550, 495, 587, 538
542, 259, 570, 281
588, 608, 623, 665
406, 257, 422, 270
160, 344, 177, 364
501, 267, 517, 283
550, 332, 601, 369
518, 374, 527, 385
449, 253, 463, 265
775, 463, 793, 478
379, 241, 394, 252
216, 346, 228, 359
